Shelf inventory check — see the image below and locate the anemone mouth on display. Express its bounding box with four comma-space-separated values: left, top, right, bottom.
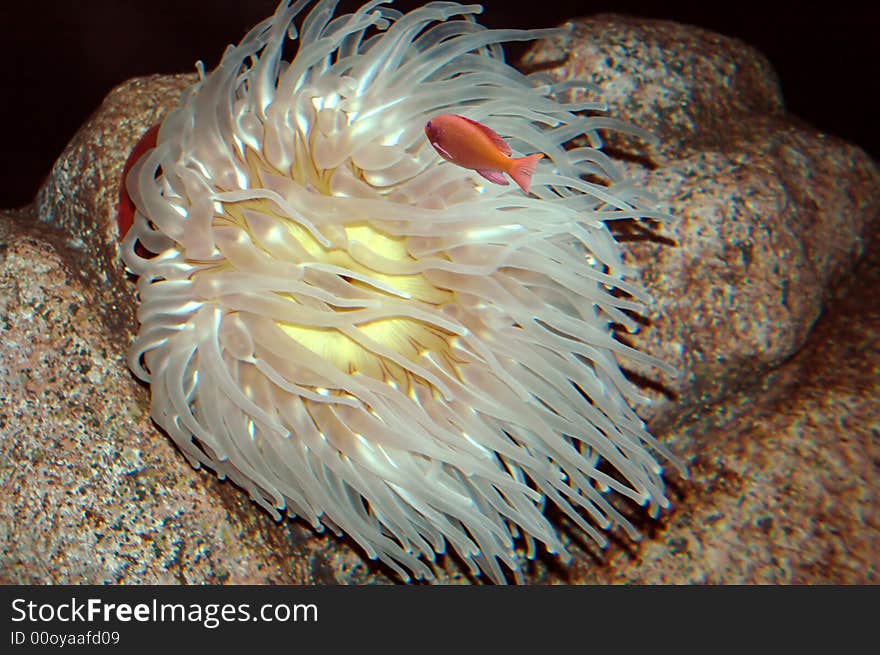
121, 0, 683, 583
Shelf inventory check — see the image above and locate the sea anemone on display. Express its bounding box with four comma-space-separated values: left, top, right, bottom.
120, 0, 685, 583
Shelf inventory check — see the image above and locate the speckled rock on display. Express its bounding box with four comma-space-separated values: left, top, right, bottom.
522, 15, 785, 159
34, 74, 198, 345
520, 15, 879, 583
559, 229, 880, 584
0, 208, 341, 583
524, 17, 880, 436
1, 15, 877, 584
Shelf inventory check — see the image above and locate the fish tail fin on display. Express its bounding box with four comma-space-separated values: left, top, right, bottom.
509, 153, 544, 194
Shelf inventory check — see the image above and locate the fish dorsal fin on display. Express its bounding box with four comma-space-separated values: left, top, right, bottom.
458, 115, 512, 156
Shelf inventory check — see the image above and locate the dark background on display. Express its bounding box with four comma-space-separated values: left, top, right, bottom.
1, 0, 876, 209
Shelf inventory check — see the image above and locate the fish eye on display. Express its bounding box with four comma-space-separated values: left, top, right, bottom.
426, 121, 432, 129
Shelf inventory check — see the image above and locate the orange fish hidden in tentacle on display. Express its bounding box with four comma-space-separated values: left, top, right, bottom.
424, 113, 544, 194
117, 123, 160, 241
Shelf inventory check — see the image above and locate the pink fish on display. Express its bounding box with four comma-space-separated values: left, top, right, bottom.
425, 113, 544, 194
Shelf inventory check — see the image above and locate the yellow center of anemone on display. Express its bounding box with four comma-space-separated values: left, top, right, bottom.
220, 188, 460, 391
280, 222, 456, 382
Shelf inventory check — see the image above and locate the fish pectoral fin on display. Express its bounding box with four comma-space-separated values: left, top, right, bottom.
476, 169, 509, 186
432, 141, 454, 160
